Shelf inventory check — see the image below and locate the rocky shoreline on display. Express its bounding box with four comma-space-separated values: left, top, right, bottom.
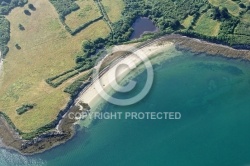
0, 34, 249, 155
165, 34, 250, 59
0, 103, 90, 155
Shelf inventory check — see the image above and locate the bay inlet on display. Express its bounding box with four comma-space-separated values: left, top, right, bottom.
0, 45, 250, 166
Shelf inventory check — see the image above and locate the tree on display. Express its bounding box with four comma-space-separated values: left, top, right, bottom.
171, 20, 181, 30
15, 44, 21, 50
18, 24, 25, 30
28, 4, 36, 11
211, 7, 221, 20
239, 3, 246, 8
1, 1, 8, 6
24, 9, 31, 15
220, 7, 229, 19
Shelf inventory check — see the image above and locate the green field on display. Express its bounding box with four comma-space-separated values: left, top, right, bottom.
65, 0, 102, 30
235, 22, 250, 36
182, 15, 194, 29
235, 10, 250, 36
232, 9, 250, 44
194, 12, 221, 37
208, 0, 246, 16
101, 0, 125, 23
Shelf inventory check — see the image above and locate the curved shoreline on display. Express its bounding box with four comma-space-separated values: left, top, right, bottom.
167, 35, 250, 60
77, 40, 175, 108
0, 34, 250, 155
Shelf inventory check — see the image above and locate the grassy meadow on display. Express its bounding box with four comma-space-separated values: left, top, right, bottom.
235, 10, 250, 36
101, 0, 125, 23
208, 0, 248, 16
182, 15, 194, 29
0, 0, 110, 133
65, 0, 102, 30
194, 13, 221, 36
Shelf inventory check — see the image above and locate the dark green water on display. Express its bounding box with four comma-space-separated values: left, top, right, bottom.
1, 51, 250, 166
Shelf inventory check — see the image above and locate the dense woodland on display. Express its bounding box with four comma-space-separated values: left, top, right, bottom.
49, 0, 79, 20
0, 0, 27, 14
0, 15, 10, 57
0, 0, 27, 57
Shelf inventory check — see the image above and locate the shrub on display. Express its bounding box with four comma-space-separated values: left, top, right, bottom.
18, 24, 25, 30
0, 0, 27, 15
28, 3, 36, 11
15, 43, 21, 50
16, 104, 36, 115
239, 3, 246, 8
49, 0, 80, 18
0, 16, 10, 56
24, 9, 31, 15
64, 71, 92, 97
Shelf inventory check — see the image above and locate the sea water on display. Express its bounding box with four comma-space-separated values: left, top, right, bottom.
1, 49, 250, 166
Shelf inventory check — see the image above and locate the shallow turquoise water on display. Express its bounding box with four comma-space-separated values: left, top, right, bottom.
1, 50, 250, 166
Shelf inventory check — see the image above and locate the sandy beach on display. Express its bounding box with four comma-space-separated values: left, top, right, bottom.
75, 34, 250, 126
77, 41, 175, 109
